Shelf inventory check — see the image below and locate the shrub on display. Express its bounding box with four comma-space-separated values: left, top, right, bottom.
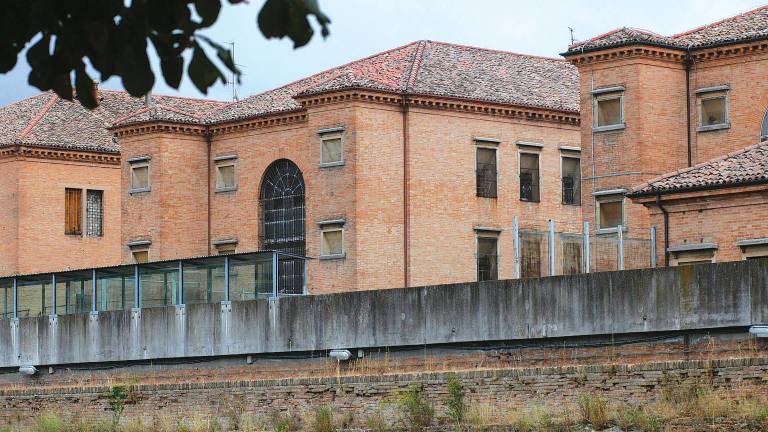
267, 410, 302, 432
445, 374, 468, 425
310, 406, 335, 432
397, 384, 434, 431
108, 385, 129, 430
615, 405, 664, 432
33, 412, 65, 432
577, 394, 610, 429
687, 389, 731, 422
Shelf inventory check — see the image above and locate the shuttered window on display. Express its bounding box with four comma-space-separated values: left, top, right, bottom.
65, 188, 82, 235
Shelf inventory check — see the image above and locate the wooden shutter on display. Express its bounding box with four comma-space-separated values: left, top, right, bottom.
65, 188, 82, 235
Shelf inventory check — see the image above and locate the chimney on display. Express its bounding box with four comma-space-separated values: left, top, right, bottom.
91, 80, 100, 102
144, 91, 154, 108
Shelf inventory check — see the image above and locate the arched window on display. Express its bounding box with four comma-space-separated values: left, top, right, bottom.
761, 110, 768, 142
259, 159, 306, 294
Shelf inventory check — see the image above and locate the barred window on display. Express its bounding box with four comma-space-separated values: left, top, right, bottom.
86, 190, 103, 237
520, 153, 540, 202
476, 236, 498, 282
561, 157, 581, 205
476, 147, 497, 198
65, 188, 82, 235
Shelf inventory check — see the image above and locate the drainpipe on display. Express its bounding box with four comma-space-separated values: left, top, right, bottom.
684, 48, 693, 167
656, 194, 669, 267
401, 91, 410, 288
205, 126, 212, 256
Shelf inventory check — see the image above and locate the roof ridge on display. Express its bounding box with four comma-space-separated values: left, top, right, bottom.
154, 103, 203, 120
112, 106, 152, 126
672, 4, 768, 39
99, 88, 224, 104
429, 40, 567, 62
569, 27, 627, 49
15, 93, 58, 141
404, 40, 428, 91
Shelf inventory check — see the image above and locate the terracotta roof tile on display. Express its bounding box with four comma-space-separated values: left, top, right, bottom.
630, 142, 768, 195
565, 5, 768, 55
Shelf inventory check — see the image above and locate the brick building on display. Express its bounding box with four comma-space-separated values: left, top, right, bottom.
4, 6, 768, 297
563, 5, 768, 266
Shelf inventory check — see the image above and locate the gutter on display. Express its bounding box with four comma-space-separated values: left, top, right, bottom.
401, 91, 410, 288
684, 47, 693, 167
627, 178, 768, 199
205, 126, 213, 256
656, 194, 670, 267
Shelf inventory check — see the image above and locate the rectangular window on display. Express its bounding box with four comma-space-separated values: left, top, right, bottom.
561, 157, 581, 205
476, 236, 498, 282
130, 162, 150, 192
65, 188, 82, 235
519, 153, 540, 202
476, 147, 497, 198
132, 250, 149, 264
86, 190, 103, 237
672, 250, 715, 266
698, 93, 728, 128
215, 159, 237, 191
321, 225, 344, 257
598, 199, 623, 230
521, 237, 541, 278
594, 93, 624, 128
320, 131, 344, 166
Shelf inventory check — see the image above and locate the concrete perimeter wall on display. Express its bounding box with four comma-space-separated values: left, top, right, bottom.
1, 260, 767, 368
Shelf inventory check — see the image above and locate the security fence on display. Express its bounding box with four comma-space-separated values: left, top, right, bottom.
511, 218, 655, 279
0, 251, 307, 320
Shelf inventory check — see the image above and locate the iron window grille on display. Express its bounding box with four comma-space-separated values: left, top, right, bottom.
476, 237, 498, 282
520, 153, 540, 202
476, 147, 497, 198
86, 190, 103, 237
561, 157, 581, 205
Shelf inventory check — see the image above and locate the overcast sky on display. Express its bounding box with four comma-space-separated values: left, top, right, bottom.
1, 0, 764, 105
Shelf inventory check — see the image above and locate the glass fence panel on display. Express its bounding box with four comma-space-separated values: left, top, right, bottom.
590, 234, 619, 273
96, 268, 136, 311
520, 231, 547, 278
557, 233, 584, 275
230, 254, 273, 301
278, 254, 305, 295
16, 277, 45, 318
140, 265, 179, 309
624, 236, 652, 270
55, 272, 94, 315
0, 279, 12, 319
183, 258, 226, 305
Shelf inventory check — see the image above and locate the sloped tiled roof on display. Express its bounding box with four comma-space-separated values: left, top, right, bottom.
0, 90, 224, 153
630, 142, 768, 196
565, 5, 768, 55
205, 40, 579, 124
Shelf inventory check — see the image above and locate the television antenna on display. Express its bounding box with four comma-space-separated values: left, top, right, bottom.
224, 41, 244, 101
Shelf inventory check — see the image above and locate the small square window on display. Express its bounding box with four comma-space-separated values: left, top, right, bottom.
216, 162, 237, 191
699, 95, 727, 127
132, 250, 149, 264
321, 226, 344, 257
598, 200, 623, 230
130, 163, 150, 192
595, 94, 623, 127
320, 134, 343, 166
672, 250, 715, 266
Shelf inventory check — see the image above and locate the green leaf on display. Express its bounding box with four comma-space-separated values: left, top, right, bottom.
198, 35, 239, 76
258, 0, 331, 48
75, 64, 98, 109
194, 0, 222, 27
188, 43, 225, 94
150, 34, 184, 89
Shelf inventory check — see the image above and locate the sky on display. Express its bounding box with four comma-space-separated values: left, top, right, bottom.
1, 0, 765, 106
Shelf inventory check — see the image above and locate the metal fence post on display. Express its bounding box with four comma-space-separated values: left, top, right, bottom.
134, 265, 141, 308
513, 216, 520, 279
51, 273, 57, 316
583, 222, 590, 273
12, 277, 17, 319
650, 226, 657, 268
303, 257, 308, 295
617, 224, 624, 270
178, 260, 184, 305
91, 269, 97, 312
271, 251, 279, 299
224, 256, 230, 302
548, 219, 555, 276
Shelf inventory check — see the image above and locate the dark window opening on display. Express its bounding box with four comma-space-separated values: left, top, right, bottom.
477, 237, 498, 281
561, 157, 581, 205
476, 147, 497, 198
259, 159, 306, 295
520, 153, 540, 202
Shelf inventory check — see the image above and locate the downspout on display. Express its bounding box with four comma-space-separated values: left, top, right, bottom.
656, 194, 669, 267
684, 47, 693, 167
205, 126, 212, 256
401, 91, 410, 288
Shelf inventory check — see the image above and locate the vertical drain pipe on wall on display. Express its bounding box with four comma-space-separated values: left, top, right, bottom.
685, 47, 693, 167
401, 91, 410, 288
656, 194, 669, 266
205, 126, 212, 256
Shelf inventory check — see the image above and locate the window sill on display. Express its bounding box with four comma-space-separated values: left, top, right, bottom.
562, 202, 582, 207
319, 253, 346, 261
697, 123, 730, 133
593, 123, 626, 133
129, 188, 151, 195
215, 187, 237, 193
520, 199, 540, 203
320, 161, 344, 168
476, 194, 498, 199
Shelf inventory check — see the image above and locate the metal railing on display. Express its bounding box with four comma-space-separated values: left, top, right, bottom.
0, 251, 308, 320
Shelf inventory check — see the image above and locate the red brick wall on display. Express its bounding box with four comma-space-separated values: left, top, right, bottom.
0, 155, 19, 276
